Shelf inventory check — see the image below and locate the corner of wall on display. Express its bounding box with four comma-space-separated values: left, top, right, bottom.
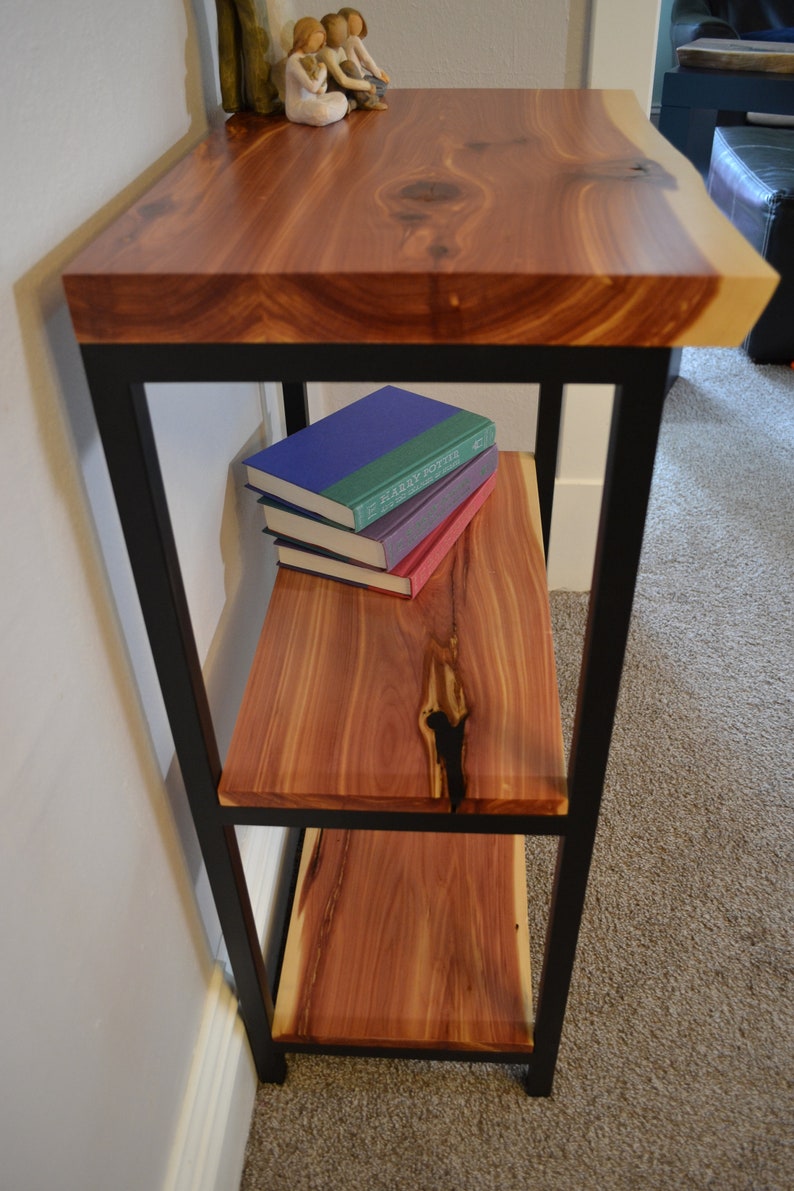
546, 479, 603, 591
163, 825, 291, 1191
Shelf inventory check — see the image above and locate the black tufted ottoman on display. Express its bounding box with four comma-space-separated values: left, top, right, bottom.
708, 125, 794, 362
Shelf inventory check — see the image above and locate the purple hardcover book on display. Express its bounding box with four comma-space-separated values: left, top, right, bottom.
274, 471, 497, 599
259, 445, 498, 570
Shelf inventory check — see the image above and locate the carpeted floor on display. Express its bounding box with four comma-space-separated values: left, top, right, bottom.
240, 348, 793, 1191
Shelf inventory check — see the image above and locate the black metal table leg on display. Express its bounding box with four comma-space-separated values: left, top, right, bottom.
658, 98, 698, 159
81, 349, 286, 1084
525, 348, 671, 1097
535, 380, 564, 561
281, 382, 310, 435
80, 339, 672, 1095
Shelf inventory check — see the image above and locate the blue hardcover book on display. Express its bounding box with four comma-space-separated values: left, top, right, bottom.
258, 445, 499, 570
244, 386, 496, 531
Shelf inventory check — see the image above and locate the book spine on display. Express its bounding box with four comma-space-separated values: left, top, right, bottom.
351, 422, 496, 531
381, 447, 498, 569
405, 473, 497, 597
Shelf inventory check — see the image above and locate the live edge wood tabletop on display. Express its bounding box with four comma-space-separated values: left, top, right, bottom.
63, 88, 776, 349
62, 88, 776, 1091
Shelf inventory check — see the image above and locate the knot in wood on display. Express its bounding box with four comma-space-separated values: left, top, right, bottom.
420, 637, 469, 810
399, 180, 462, 204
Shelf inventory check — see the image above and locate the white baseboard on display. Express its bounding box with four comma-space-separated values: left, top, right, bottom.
162, 962, 256, 1191
163, 826, 290, 1191
546, 477, 602, 592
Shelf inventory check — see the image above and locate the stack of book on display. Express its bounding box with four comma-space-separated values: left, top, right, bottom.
243, 385, 498, 598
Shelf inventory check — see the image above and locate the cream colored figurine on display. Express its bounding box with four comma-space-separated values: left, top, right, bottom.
338, 8, 389, 105
319, 13, 386, 111
285, 18, 349, 127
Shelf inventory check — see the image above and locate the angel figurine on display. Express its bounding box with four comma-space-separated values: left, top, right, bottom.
338, 8, 389, 105
319, 12, 385, 111
285, 17, 349, 127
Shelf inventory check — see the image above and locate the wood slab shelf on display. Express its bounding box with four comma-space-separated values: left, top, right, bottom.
272, 829, 534, 1054
677, 38, 794, 74
63, 89, 777, 348
219, 452, 567, 822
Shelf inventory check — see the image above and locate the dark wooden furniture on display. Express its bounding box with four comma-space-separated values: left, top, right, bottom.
659, 64, 794, 175
708, 123, 794, 360
63, 89, 775, 1096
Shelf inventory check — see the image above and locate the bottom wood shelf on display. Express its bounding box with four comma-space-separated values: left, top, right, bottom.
272, 829, 534, 1054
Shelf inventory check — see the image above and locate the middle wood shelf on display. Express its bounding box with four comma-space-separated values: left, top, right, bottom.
219, 453, 567, 822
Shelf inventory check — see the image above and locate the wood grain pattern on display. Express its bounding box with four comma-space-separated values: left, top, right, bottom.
219, 452, 567, 817
272, 829, 534, 1052
677, 39, 794, 73
63, 89, 777, 347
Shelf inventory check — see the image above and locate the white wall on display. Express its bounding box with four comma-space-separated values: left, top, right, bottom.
588, 0, 663, 113
265, 0, 587, 86
348, 0, 571, 88
653, 0, 677, 109
0, 2, 279, 1188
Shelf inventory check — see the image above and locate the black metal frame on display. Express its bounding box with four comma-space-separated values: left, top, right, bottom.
80, 340, 672, 1097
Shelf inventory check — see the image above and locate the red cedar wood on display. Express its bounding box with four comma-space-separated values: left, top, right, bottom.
218, 452, 567, 816
272, 829, 534, 1052
62, 89, 777, 348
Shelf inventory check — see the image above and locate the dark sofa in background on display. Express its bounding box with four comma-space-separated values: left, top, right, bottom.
670, 0, 794, 50
669, 1, 794, 361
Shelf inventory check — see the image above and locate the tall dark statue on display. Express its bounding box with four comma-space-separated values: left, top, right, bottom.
216, 0, 280, 114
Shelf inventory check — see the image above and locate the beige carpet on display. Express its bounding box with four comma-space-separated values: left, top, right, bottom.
240, 348, 793, 1191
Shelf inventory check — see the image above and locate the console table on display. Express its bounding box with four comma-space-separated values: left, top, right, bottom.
63, 89, 775, 1096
